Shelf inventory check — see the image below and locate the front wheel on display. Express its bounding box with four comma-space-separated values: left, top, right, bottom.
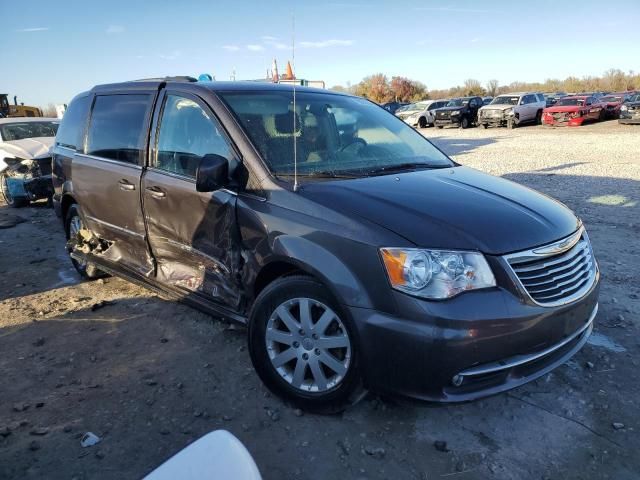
535, 110, 543, 125
1, 175, 29, 208
482, 123, 488, 129
248, 276, 361, 413
418, 117, 428, 129
460, 116, 470, 129
599, 109, 606, 122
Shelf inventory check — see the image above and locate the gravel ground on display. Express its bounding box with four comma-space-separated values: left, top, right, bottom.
0, 119, 639, 479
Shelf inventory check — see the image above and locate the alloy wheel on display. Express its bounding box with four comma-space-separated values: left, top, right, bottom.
265, 297, 351, 393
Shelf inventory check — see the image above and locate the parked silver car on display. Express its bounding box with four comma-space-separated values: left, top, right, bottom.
395, 99, 448, 128
478, 92, 546, 128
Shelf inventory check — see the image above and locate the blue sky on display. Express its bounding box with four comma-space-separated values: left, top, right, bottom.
3, 0, 639, 106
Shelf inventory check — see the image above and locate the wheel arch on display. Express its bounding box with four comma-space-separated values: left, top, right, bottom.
60, 193, 77, 224
251, 236, 376, 310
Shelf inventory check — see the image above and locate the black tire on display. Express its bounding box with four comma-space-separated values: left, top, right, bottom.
418, 117, 427, 129
460, 116, 470, 129
482, 123, 488, 129
65, 204, 102, 279
436, 125, 444, 129
248, 275, 362, 413
599, 109, 606, 122
535, 110, 543, 125
0, 174, 29, 208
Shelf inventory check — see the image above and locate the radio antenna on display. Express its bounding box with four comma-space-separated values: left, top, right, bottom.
292, 12, 298, 192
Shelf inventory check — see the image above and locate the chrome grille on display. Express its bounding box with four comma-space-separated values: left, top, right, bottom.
505, 227, 597, 306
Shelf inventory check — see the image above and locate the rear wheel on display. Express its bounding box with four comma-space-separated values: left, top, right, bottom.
0, 174, 29, 208
418, 117, 427, 129
65, 204, 102, 279
482, 123, 488, 129
248, 275, 362, 413
436, 125, 444, 129
535, 110, 543, 125
599, 109, 606, 122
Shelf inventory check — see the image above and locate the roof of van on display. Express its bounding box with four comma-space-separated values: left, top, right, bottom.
90, 79, 343, 97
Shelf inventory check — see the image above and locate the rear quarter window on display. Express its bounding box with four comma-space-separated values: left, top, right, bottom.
87, 94, 151, 164
56, 95, 90, 150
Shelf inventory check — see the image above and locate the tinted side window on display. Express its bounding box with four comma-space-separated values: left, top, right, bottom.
56, 95, 90, 150
155, 94, 238, 178
87, 94, 150, 164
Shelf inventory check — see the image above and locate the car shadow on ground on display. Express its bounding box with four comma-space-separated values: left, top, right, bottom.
427, 135, 497, 156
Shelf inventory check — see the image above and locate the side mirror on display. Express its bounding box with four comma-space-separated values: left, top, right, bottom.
196, 153, 229, 192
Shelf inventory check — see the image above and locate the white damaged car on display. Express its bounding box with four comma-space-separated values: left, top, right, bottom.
395, 99, 448, 128
0, 117, 59, 207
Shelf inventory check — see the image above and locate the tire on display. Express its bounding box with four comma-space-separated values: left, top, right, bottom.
418, 117, 427, 129
599, 109, 606, 122
248, 275, 362, 413
460, 116, 470, 129
1, 174, 29, 208
507, 118, 516, 129
535, 110, 543, 125
65, 204, 103, 279
482, 123, 488, 129
436, 125, 444, 129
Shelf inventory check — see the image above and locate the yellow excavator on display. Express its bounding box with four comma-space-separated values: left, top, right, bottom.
0, 94, 42, 118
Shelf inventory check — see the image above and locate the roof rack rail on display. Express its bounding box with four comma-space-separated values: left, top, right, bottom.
132, 76, 198, 83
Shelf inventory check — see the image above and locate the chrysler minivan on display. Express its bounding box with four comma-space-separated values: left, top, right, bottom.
52, 78, 599, 411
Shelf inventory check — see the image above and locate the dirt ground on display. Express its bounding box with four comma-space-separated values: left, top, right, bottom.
1, 120, 639, 480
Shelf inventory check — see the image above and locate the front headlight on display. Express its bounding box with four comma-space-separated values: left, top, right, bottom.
621, 105, 628, 111
380, 248, 496, 299
450, 110, 461, 115
504, 108, 514, 116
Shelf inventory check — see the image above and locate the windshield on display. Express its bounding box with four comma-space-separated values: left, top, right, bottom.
219, 91, 453, 178
630, 94, 640, 102
0, 121, 59, 141
491, 96, 519, 106
445, 98, 468, 107
600, 96, 622, 103
556, 98, 585, 107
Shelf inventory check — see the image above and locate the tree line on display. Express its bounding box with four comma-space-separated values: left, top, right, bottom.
331, 69, 639, 103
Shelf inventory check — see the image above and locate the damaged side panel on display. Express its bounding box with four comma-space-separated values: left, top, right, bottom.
141, 169, 244, 311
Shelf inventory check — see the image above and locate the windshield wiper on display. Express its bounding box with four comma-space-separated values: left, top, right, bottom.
365, 162, 448, 175
277, 170, 359, 179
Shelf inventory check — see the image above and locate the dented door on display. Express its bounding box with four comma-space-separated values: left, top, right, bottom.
142, 91, 242, 309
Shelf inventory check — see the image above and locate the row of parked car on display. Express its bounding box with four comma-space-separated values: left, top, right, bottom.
395, 91, 640, 129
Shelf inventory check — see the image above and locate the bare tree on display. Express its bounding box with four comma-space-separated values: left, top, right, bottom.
463, 78, 484, 96
41, 103, 58, 117
486, 79, 499, 97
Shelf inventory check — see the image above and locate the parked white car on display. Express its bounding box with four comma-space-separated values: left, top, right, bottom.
395, 99, 449, 128
478, 92, 546, 128
0, 117, 59, 207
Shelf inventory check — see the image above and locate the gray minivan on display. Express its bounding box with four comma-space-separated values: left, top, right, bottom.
52, 78, 599, 411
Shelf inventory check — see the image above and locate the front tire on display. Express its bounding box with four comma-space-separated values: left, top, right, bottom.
460, 116, 470, 129
418, 117, 428, 129
1, 175, 29, 208
65, 204, 103, 279
248, 275, 361, 413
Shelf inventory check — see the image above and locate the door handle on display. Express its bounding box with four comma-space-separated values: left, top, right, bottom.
145, 186, 166, 199
118, 179, 135, 191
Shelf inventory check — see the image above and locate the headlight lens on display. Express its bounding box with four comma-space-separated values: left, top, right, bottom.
450, 110, 460, 115
380, 248, 496, 299
504, 108, 514, 116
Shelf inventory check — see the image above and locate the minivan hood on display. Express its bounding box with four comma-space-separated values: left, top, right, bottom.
299, 166, 579, 255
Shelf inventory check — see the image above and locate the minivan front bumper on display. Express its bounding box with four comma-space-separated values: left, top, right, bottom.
346, 275, 599, 402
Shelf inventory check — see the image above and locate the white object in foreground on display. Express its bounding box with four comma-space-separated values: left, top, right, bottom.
144, 430, 262, 480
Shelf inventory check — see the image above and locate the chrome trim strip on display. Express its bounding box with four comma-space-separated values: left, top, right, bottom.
76, 153, 143, 170
458, 303, 598, 378
512, 242, 588, 273
505, 226, 584, 264
84, 214, 145, 239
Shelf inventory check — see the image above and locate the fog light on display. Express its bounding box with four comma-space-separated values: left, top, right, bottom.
452, 375, 463, 387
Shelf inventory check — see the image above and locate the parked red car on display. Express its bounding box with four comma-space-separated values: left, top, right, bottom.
600, 93, 630, 119
542, 95, 605, 126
